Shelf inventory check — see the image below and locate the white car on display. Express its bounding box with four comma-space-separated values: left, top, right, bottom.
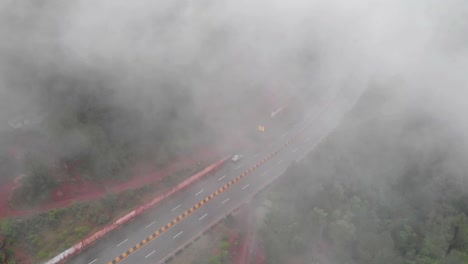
231, 154, 243, 162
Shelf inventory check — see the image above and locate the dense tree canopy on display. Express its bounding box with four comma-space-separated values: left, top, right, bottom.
260, 88, 468, 264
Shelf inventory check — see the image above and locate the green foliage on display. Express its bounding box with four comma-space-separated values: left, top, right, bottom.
97, 214, 110, 226
74, 226, 90, 239
41, 81, 208, 181
209, 255, 222, 264
446, 214, 468, 256
8, 80, 218, 207
55, 230, 68, 244
258, 87, 468, 264
220, 240, 230, 251
1, 178, 164, 264
14, 157, 58, 205
0, 219, 17, 242
26, 234, 42, 248
261, 134, 468, 264
262, 230, 286, 264
48, 209, 64, 227
37, 249, 50, 259
397, 225, 418, 255
103, 193, 117, 211
86, 203, 105, 224
71, 202, 85, 221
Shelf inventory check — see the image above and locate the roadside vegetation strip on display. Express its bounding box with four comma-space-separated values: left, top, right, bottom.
43, 158, 228, 264
109, 125, 307, 264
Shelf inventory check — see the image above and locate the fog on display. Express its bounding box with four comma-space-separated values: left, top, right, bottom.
1, 0, 468, 263
3, 0, 467, 135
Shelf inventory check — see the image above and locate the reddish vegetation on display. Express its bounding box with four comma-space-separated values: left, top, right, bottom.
0, 147, 222, 219
233, 233, 248, 264
233, 208, 249, 264
212, 229, 240, 261
254, 242, 266, 264
11, 246, 30, 264
228, 229, 240, 257
233, 206, 266, 264
317, 242, 332, 264
0, 181, 17, 219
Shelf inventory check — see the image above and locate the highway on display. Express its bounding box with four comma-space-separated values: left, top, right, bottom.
67, 94, 348, 264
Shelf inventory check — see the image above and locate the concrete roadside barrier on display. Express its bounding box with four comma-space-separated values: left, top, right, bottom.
44, 157, 228, 264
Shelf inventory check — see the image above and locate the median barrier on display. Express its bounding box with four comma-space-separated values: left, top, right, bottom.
158, 99, 339, 264
44, 157, 228, 264
158, 156, 289, 264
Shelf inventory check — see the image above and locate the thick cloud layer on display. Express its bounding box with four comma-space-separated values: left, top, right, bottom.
0, 0, 466, 179
1, 0, 468, 263
1, 0, 466, 119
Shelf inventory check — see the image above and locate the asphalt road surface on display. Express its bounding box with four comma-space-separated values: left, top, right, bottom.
67, 94, 349, 264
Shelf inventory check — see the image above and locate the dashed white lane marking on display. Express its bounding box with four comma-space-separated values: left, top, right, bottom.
145, 221, 156, 229
88, 259, 98, 264
261, 171, 268, 177
116, 239, 128, 247
234, 165, 241, 170
281, 132, 288, 138
145, 251, 156, 258
218, 175, 226, 181
199, 213, 208, 220
171, 204, 181, 212
173, 231, 183, 239
306, 137, 312, 142
242, 184, 250, 190
278, 159, 283, 164
254, 152, 261, 157
292, 148, 298, 153
195, 189, 204, 196
222, 198, 230, 204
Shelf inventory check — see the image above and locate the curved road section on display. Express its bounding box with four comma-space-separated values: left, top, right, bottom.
67, 91, 354, 264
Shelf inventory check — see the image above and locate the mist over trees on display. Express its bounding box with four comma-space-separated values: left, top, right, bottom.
0, 0, 468, 263
260, 88, 468, 264
1, 69, 220, 205
0, 0, 315, 206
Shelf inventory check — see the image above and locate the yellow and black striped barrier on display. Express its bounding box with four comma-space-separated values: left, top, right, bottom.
109, 126, 306, 264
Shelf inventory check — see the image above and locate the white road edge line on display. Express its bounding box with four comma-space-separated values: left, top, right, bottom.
195, 189, 204, 196
171, 204, 181, 212
116, 239, 128, 247
88, 259, 98, 264
145, 250, 156, 258
242, 184, 250, 190
199, 213, 208, 220
145, 221, 156, 229
222, 198, 230, 204
218, 175, 226, 181
173, 231, 183, 239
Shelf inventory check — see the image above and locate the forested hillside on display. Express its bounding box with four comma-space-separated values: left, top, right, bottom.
1, 69, 282, 207
260, 88, 468, 264
3, 74, 208, 205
